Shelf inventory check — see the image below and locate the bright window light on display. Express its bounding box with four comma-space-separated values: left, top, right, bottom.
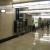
1, 10, 5, 12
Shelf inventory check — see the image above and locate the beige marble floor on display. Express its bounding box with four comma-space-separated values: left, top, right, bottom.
0, 32, 33, 50
0, 29, 50, 50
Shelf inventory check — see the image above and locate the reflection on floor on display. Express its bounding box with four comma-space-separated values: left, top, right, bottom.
33, 28, 50, 50
0, 32, 33, 50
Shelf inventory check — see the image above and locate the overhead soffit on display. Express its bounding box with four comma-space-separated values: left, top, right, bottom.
0, 0, 12, 5
12, 0, 50, 4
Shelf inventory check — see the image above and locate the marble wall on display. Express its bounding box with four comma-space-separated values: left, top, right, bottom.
0, 8, 15, 39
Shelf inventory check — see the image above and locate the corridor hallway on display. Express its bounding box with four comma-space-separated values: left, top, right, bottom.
1, 0, 50, 50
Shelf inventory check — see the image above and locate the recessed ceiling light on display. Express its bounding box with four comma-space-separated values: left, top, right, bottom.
1, 10, 5, 12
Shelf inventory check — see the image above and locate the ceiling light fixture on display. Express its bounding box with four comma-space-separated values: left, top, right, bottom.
1, 10, 5, 13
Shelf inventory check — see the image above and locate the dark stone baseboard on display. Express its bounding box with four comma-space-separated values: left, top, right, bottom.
0, 32, 29, 44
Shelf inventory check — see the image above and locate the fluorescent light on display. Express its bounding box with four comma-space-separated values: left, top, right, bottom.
32, 16, 40, 18
32, 16, 50, 18
13, 0, 20, 2
13, 1, 50, 8
1, 10, 5, 12
13, 0, 17, 2
28, 4, 50, 9
20, 9, 50, 13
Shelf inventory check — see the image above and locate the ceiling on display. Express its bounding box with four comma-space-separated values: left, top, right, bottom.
0, 0, 48, 5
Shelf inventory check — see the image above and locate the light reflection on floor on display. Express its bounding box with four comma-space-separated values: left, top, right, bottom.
0, 28, 50, 50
